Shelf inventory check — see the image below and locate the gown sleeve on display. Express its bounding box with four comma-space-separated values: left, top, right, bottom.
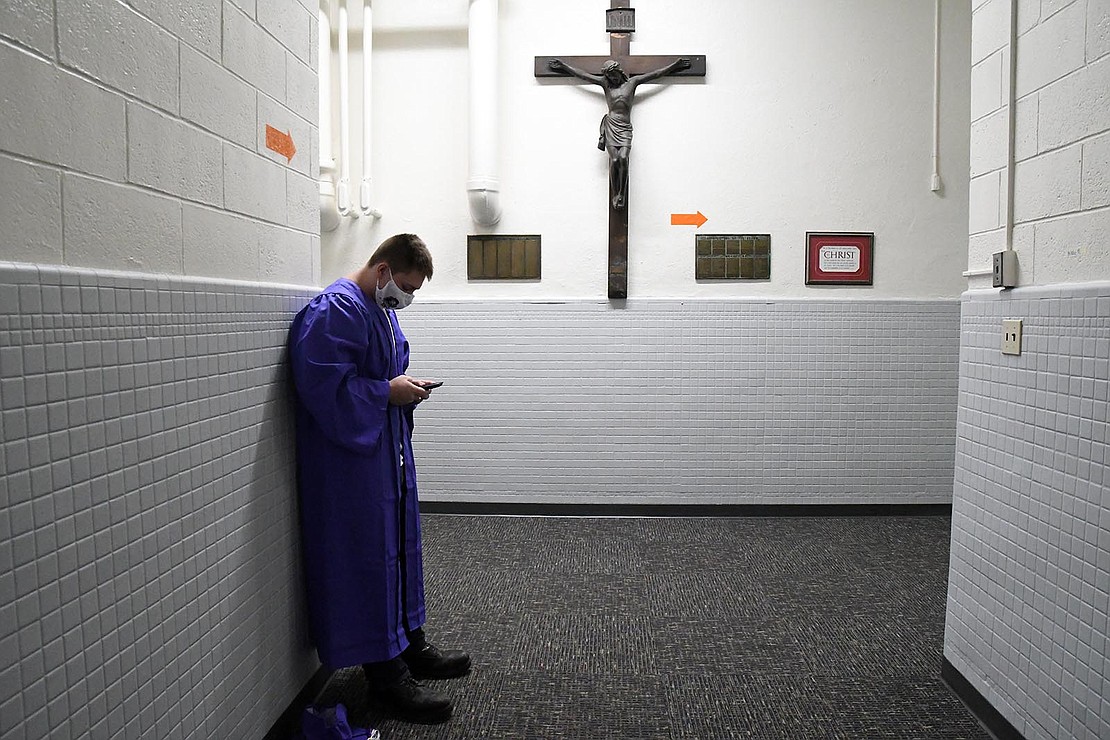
290, 293, 392, 454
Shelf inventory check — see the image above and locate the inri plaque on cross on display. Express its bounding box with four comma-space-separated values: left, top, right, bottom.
537, 1, 705, 299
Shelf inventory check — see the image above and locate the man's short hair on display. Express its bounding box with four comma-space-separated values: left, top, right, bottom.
368, 234, 434, 279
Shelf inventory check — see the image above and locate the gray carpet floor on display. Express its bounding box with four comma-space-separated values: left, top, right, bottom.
312, 514, 988, 739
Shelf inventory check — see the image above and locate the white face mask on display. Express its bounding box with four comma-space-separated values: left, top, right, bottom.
375, 268, 414, 310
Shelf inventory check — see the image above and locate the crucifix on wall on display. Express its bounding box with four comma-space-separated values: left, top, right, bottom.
536, 1, 706, 299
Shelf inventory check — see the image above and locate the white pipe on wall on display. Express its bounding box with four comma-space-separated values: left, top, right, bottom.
337, 0, 356, 218
930, 0, 942, 192
467, 0, 502, 225
360, 0, 381, 218
319, 4, 340, 232
1004, 0, 1018, 250
319, 4, 335, 171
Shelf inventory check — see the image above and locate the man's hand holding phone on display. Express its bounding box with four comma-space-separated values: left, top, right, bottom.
389, 375, 432, 405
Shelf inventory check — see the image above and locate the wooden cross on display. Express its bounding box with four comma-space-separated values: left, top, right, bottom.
536, 1, 706, 299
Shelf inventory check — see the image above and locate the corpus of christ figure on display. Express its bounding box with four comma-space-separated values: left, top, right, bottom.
548, 57, 691, 210
536, 1, 706, 298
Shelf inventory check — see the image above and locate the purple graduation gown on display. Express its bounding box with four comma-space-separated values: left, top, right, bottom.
288, 278, 425, 670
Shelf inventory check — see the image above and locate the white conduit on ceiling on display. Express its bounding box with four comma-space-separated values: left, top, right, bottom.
467, 0, 502, 225
360, 0, 381, 218
336, 0, 356, 218
319, 3, 340, 231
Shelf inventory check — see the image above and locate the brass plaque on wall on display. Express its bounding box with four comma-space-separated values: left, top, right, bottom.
468, 235, 541, 280
695, 234, 771, 280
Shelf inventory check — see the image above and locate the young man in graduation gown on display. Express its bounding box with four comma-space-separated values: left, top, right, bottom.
288, 234, 470, 724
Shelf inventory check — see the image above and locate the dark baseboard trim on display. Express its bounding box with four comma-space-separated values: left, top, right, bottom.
941, 658, 1025, 740
263, 665, 331, 740
420, 501, 952, 517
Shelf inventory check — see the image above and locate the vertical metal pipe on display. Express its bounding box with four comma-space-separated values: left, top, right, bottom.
1004, 0, 1018, 249
930, 0, 942, 192
319, 2, 340, 232
319, 6, 334, 169
337, 0, 355, 217
359, 0, 381, 218
467, 0, 502, 225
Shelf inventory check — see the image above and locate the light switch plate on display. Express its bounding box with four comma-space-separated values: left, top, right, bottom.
1002, 319, 1022, 355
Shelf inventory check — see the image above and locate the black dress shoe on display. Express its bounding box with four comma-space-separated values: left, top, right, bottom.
368, 674, 453, 725
401, 641, 472, 679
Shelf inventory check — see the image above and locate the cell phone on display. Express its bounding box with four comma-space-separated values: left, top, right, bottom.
420, 381, 444, 390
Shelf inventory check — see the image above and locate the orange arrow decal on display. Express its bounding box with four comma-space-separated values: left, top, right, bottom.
671, 211, 708, 228
265, 125, 297, 162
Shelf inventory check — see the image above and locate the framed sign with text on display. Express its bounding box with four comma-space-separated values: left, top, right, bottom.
805, 232, 874, 285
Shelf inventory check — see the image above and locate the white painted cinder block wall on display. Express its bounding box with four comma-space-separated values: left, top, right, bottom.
0, 0, 320, 283
948, 1, 1110, 738
0, 1, 322, 738
966, 0, 1110, 286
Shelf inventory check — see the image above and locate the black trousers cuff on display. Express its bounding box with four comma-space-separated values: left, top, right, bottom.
362, 656, 409, 688
405, 627, 427, 652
